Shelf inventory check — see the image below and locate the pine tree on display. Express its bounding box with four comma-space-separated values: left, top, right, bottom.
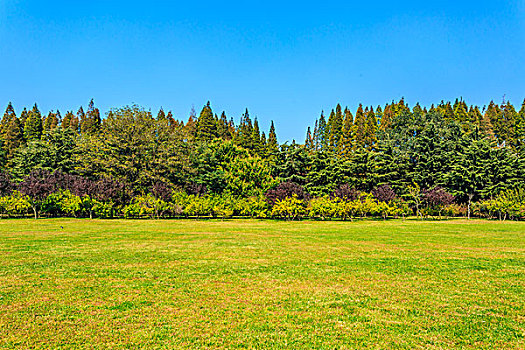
23, 104, 43, 142
485, 101, 502, 143
217, 111, 231, 140
516, 99, 525, 149
380, 104, 393, 132
1, 102, 16, 135
251, 117, 262, 155
43, 111, 59, 133
184, 107, 197, 140
19, 108, 29, 131
341, 107, 354, 155
3, 117, 23, 159
81, 99, 101, 135
157, 108, 166, 121
260, 131, 267, 157
454, 100, 469, 123
317, 112, 328, 150
196, 101, 217, 141
267, 120, 279, 154
305, 126, 313, 150
501, 101, 518, 147
364, 107, 378, 149
236, 108, 253, 149
328, 104, 343, 150
354, 104, 366, 148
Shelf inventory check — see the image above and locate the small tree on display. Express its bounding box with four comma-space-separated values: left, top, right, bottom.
372, 184, 397, 203
18, 170, 57, 218
422, 186, 455, 219
265, 182, 307, 206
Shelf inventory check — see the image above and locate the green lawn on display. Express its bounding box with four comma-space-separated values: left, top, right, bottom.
0, 219, 523, 349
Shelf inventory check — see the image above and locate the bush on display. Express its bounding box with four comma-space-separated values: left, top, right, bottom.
271, 195, 306, 220
0, 191, 31, 217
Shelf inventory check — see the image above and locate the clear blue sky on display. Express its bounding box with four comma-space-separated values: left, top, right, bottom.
1, 1, 524, 141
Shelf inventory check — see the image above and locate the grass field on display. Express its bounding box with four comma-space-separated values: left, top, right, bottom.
0, 219, 524, 349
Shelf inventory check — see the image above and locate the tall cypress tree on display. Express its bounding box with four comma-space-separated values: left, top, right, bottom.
380, 104, 393, 132
81, 99, 101, 135
354, 104, 366, 148
328, 104, 343, 151
267, 120, 279, 154
364, 107, 378, 149
43, 111, 59, 133
196, 102, 217, 141
251, 117, 262, 155
485, 101, 502, 143
341, 107, 354, 155
317, 112, 328, 150
23, 104, 43, 142
1, 102, 16, 135
217, 111, 231, 140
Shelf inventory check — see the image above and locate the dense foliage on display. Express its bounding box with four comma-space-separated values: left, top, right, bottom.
0, 98, 524, 219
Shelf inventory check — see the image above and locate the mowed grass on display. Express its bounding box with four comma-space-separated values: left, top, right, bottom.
0, 219, 523, 349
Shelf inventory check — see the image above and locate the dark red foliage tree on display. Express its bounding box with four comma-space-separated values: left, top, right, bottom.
265, 181, 307, 205
372, 184, 397, 203
332, 184, 359, 201
0, 171, 13, 196
422, 186, 455, 217
18, 169, 58, 218
151, 181, 172, 202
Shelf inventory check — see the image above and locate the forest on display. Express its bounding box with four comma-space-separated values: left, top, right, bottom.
0, 97, 524, 220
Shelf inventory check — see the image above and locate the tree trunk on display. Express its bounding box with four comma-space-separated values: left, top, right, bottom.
467, 194, 474, 220
32, 206, 38, 219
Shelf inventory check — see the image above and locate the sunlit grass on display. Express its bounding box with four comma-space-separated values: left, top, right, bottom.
0, 219, 523, 349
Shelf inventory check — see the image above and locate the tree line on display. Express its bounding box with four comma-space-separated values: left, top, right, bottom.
0, 97, 524, 220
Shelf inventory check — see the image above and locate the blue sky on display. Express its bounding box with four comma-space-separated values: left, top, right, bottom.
1, 1, 524, 141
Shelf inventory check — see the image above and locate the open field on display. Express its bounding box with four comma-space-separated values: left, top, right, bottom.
0, 219, 524, 349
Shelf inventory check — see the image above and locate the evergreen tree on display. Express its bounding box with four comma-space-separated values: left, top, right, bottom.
328, 104, 343, 150
217, 111, 231, 140
81, 99, 101, 135
340, 107, 354, 155
251, 117, 262, 155
354, 104, 366, 148
23, 104, 43, 142
184, 107, 197, 141
316, 112, 328, 150
43, 111, 59, 132
157, 108, 166, 121
196, 102, 217, 141
305, 126, 313, 150
485, 101, 502, 143
236, 108, 253, 150
267, 121, 279, 154
3, 116, 23, 159
516, 99, 525, 149
364, 107, 378, 149
1, 102, 16, 135
380, 104, 393, 132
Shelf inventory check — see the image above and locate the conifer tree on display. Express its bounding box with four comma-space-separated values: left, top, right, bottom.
468, 106, 483, 125
43, 111, 59, 133
217, 111, 231, 140
353, 104, 366, 148
260, 131, 267, 157
157, 108, 166, 121
364, 107, 378, 149
454, 100, 469, 123
328, 104, 343, 150
184, 107, 197, 140
516, 99, 525, 149
267, 120, 279, 154
380, 104, 393, 132
19, 108, 29, 132
196, 102, 217, 141
236, 109, 253, 149
3, 117, 23, 159
305, 127, 313, 150
485, 101, 502, 143
341, 107, 354, 155
1, 102, 16, 135
23, 104, 43, 141
317, 112, 328, 150
81, 99, 101, 135
251, 117, 262, 155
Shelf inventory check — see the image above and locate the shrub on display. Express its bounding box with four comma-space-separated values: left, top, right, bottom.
271, 195, 306, 220
0, 191, 31, 217
265, 182, 307, 206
